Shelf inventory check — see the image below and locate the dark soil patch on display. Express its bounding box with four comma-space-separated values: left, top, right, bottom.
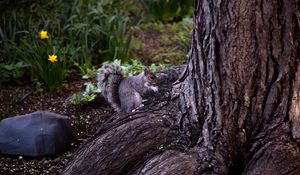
0, 76, 114, 175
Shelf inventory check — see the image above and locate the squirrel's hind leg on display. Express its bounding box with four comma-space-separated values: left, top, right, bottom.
120, 92, 142, 113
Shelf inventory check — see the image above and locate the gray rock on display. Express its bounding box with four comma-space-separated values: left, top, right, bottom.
0, 111, 73, 156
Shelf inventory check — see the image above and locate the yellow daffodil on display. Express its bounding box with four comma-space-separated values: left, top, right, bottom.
39, 30, 49, 39
48, 54, 58, 63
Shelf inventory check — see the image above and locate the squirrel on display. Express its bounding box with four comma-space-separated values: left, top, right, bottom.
97, 63, 159, 113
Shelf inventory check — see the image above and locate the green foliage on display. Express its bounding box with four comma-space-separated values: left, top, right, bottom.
92, 14, 132, 62
101, 59, 143, 76
170, 17, 193, 52
0, 0, 133, 89
0, 18, 28, 64
102, 59, 171, 77
141, 0, 193, 21
65, 0, 133, 65
95, 0, 146, 25
70, 82, 101, 108
149, 63, 172, 72
0, 0, 65, 27
133, 17, 192, 65
0, 0, 192, 90
76, 64, 98, 79
0, 61, 28, 84
121, 60, 145, 76
0, 0, 72, 90
17, 30, 69, 92
143, 18, 192, 52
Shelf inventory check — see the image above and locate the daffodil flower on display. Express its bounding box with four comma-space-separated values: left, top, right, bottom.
39, 30, 49, 39
48, 54, 58, 63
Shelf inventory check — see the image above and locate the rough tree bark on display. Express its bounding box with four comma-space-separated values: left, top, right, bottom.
62, 0, 300, 174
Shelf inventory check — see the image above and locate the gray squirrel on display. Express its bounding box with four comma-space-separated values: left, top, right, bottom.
97, 63, 159, 113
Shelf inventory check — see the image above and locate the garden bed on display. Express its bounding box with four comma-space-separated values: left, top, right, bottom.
0, 76, 113, 174
0, 0, 192, 174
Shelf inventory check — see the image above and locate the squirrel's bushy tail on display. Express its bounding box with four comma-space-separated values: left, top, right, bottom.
97, 63, 123, 112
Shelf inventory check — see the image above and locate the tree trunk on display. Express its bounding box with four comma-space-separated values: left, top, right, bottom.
62, 0, 300, 174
